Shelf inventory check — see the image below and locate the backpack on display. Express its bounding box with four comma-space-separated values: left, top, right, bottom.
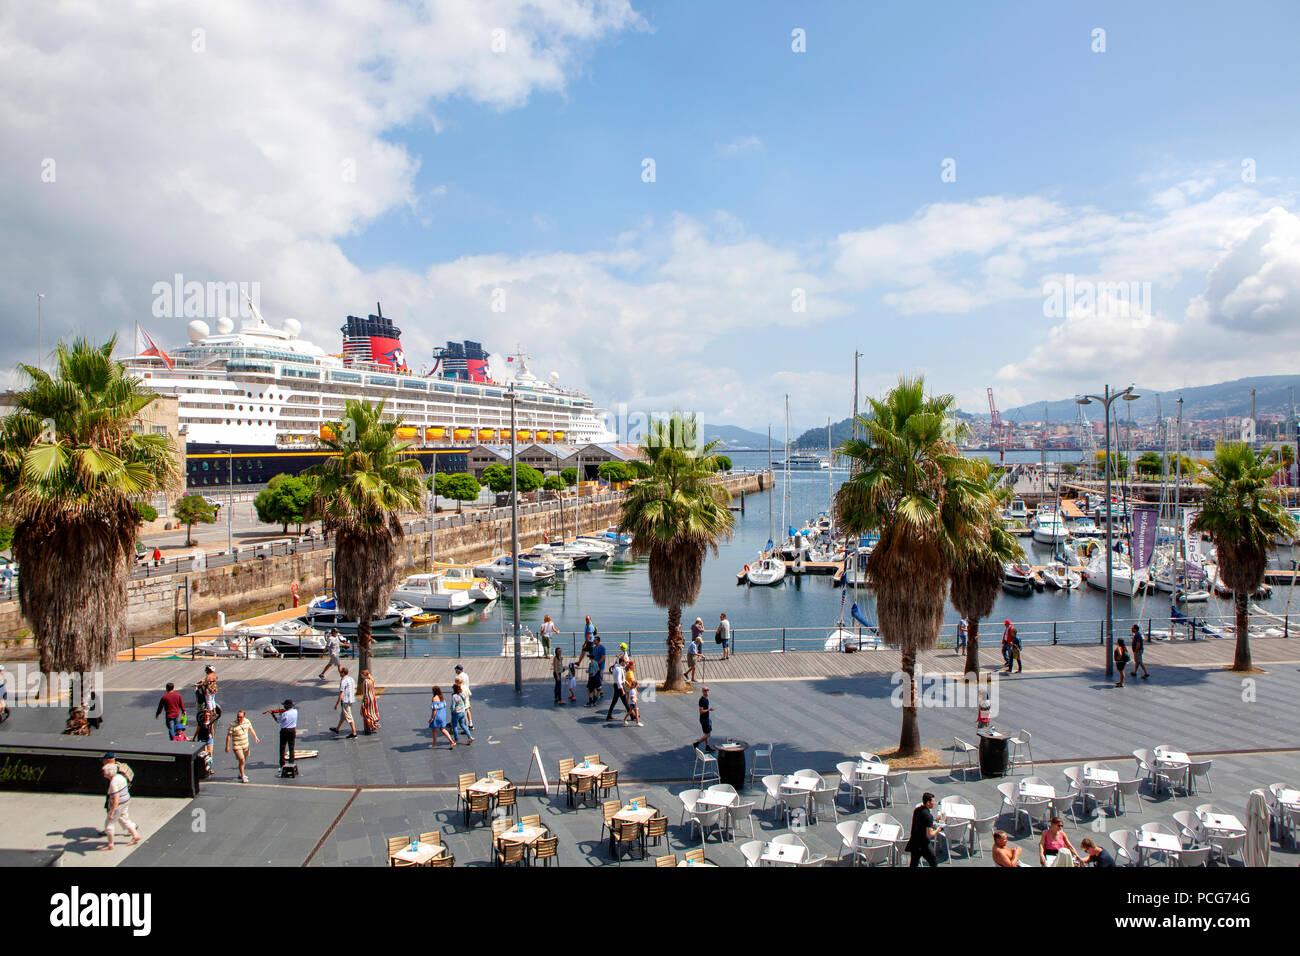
715, 625, 724, 644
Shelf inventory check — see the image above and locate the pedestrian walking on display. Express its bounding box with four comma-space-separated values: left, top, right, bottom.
1113, 640, 1129, 687
956, 618, 968, 652
331, 666, 357, 738
716, 612, 732, 660
319, 629, 342, 680
194, 709, 215, 774
576, 615, 594, 667
453, 664, 473, 730
605, 655, 629, 722
429, 686, 455, 748
152, 546, 162, 567
684, 629, 702, 682
1000, 620, 1014, 672
540, 614, 558, 654
271, 699, 297, 766
449, 683, 474, 745
154, 681, 186, 739
98, 757, 140, 850
590, 634, 606, 700
585, 655, 600, 706
692, 685, 714, 752
623, 660, 643, 727
566, 661, 578, 702
359, 669, 381, 733
691, 616, 704, 647
1010, 627, 1022, 674
552, 648, 565, 705
1130, 624, 1149, 680
195, 665, 220, 726
906, 792, 940, 867
224, 709, 259, 782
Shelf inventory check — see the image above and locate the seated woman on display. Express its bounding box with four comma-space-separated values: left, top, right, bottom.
1038, 817, 1082, 866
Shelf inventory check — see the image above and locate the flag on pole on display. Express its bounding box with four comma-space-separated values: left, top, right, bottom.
136, 324, 173, 370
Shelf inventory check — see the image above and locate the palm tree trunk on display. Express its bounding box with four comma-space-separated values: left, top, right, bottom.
963, 618, 981, 677
897, 647, 922, 756
357, 619, 373, 674
1232, 589, 1252, 671
664, 604, 686, 691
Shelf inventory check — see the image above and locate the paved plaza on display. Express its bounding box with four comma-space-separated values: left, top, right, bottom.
1, 636, 1298, 867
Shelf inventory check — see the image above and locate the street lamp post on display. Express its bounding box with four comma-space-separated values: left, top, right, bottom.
227, 450, 234, 553
1077, 384, 1140, 679
509, 390, 521, 693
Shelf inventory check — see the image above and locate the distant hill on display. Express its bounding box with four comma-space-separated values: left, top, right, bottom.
998, 375, 1300, 423
699, 423, 773, 449
790, 408, 978, 449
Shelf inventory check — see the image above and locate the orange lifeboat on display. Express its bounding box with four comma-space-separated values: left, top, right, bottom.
535, 430, 551, 442
477, 428, 495, 441
497, 429, 511, 441
517, 430, 532, 442
453, 427, 472, 440
553, 430, 566, 441
395, 426, 418, 440
319, 424, 336, 441
425, 426, 446, 441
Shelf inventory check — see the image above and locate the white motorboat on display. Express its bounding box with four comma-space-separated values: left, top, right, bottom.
1070, 517, 1102, 537
237, 620, 338, 656
473, 555, 556, 584
431, 563, 500, 601
1004, 498, 1029, 522
303, 591, 405, 629
531, 542, 590, 568
393, 572, 474, 611
1031, 507, 1070, 545
564, 538, 614, 559
193, 631, 279, 658
500, 625, 547, 657
1041, 562, 1081, 590
745, 553, 787, 586
823, 626, 882, 651
524, 548, 575, 574
1002, 562, 1036, 594
577, 533, 626, 553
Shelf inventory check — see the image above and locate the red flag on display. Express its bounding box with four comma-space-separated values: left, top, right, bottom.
136, 325, 173, 370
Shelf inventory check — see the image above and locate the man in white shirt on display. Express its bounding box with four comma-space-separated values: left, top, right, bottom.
319, 630, 342, 680
454, 664, 473, 730
273, 699, 298, 766
605, 658, 629, 722
717, 612, 733, 660
331, 666, 357, 738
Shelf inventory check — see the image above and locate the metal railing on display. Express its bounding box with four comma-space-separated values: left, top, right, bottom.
120, 610, 1284, 662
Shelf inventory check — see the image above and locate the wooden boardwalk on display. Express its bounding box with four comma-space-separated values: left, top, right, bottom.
91, 632, 1300, 691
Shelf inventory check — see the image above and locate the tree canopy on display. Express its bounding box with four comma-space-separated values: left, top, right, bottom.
174, 493, 217, 545
254, 473, 317, 532
482, 462, 543, 493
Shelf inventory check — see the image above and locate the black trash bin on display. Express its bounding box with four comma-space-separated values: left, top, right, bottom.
978, 730, 1011, 777
714, 739, 749, 790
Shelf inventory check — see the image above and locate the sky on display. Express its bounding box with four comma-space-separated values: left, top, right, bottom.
3, 0, 1300, 434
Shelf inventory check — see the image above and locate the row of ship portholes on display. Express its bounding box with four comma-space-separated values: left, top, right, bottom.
190, 460, 266, 472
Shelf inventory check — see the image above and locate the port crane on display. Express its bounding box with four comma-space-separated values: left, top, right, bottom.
986, 387, 1010, 462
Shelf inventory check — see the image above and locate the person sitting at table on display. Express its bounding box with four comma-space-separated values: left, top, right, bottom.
991, 830, 1022, 867
906, 792, 942, 867
1038, 817, 1082, 866
1078, 838, 1116, 867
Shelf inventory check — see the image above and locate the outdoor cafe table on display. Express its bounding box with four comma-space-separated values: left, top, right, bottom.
1019, 782, 1055, 800
858, 820, 901, 845
1279, 788, 1300, 809
1084, 768, 1120, 784
714, 740, 749, 790
467, 777, 511, 798
497, 824, 548, 862
1199, 811, 1246, 835
1137, 830, 1182, 865
760, 841, 806, 866
695, 790, 739, 811
391, 840, 445, 866
569, 762, 607, 781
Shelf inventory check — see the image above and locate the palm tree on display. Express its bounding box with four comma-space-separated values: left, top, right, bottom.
947, 460, 1024, 677
1191, 443, 1297, 670
834, 377, 966, 756
619, 414, 734, 691
311, 399, 424, 673
0, 338, 179, 716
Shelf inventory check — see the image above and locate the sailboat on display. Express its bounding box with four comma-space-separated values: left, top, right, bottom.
745, 552, 787, 586
825, 601, 883, 651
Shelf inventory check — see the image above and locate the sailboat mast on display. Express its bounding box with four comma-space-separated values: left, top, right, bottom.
782, 395, 789, 542
767, 424, 773, 545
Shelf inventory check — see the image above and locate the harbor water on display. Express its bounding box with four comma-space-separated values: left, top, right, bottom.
372, 449, 1300, 657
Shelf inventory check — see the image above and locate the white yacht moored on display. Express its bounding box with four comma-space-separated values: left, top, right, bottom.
392, 572, 474, 611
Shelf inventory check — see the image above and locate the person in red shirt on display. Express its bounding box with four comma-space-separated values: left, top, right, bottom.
152, 546, 162, 567
154, 682, 186, 738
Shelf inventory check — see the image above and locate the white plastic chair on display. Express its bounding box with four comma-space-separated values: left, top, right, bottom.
812, 786, 839, 825
1009, 729, 1034, 773
677, 788, 701, 827
1115, 776, 1144, 815
748, 742, 774, 783
1176, 845, 1211, 866
835, 821, 859, 865
692, 747, 719, 786
884, 770, 909, 807
761, 774, 785, 822
1109, 829, 1139, 866
970, 813, 998, 856
950, 737, 978, 780
1172, 810, 1207, 848
728, 801, 757, 841
1188, 759, 1213, 794
835, 761, 861, 808
688, 805, 724, 844
739, 839, 763, 867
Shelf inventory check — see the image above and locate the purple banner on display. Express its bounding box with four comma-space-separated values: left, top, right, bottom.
1130, 506, 1159, 570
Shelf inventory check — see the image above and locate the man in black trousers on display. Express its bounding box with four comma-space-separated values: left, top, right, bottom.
907, 792, 941, 867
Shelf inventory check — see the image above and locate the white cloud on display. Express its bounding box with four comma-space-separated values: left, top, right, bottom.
1188, 206, 1300, 335
715, 136, 763, 156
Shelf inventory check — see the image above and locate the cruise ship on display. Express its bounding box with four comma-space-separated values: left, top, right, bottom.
125, 304, 616, 488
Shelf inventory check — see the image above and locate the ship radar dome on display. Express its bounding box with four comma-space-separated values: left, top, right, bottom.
187, 320, 210, 343
282, 317, 301, 338
549, 371, 560, 384
215, 316, 235, 334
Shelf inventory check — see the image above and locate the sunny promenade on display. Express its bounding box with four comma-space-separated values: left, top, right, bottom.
1, 634, 1297, 867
